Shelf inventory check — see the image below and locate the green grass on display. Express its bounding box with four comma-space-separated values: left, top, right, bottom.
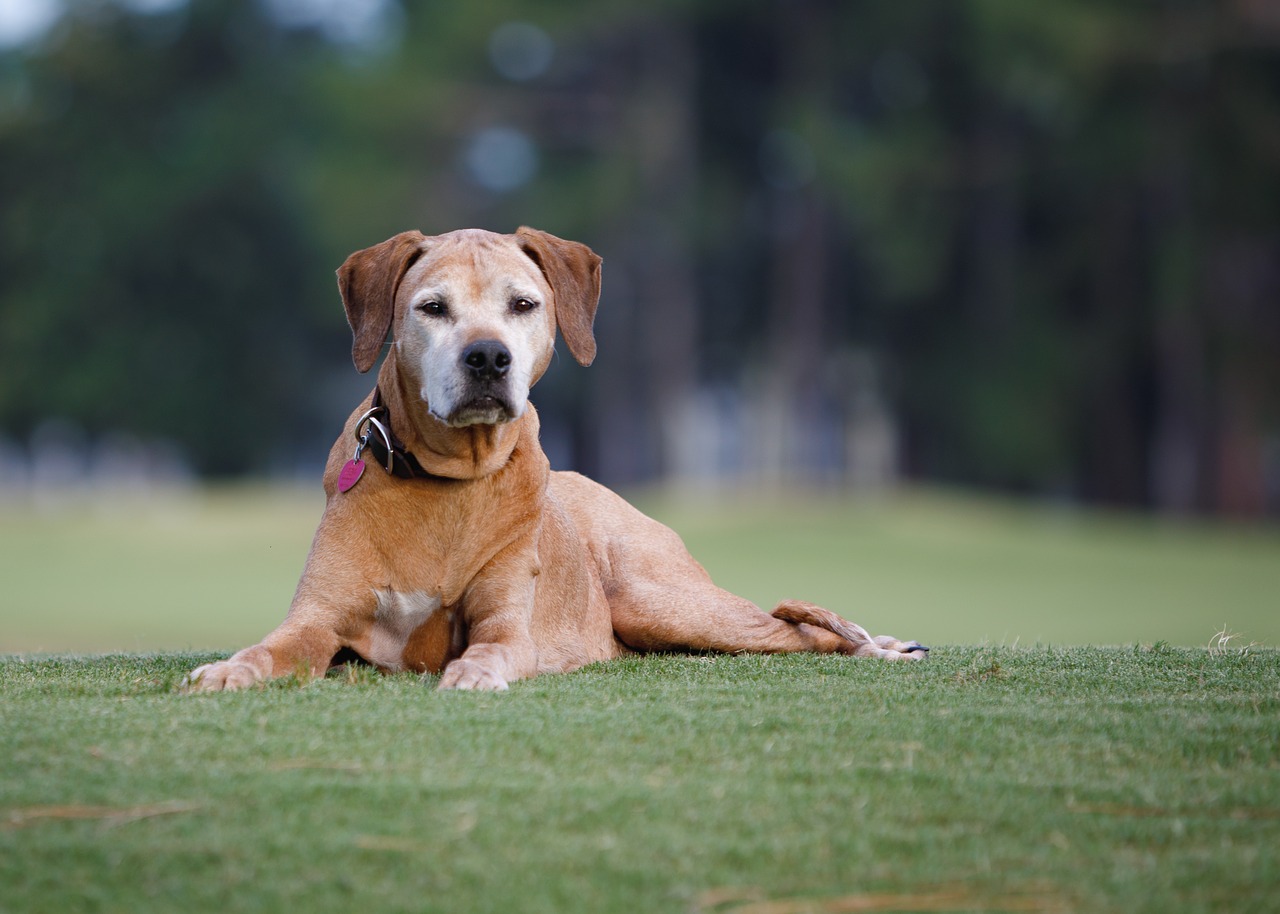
644, 489, 1280, 650
2, 485, 1276, 652
3, 489, 1278, 911
2, 647, 1277, 913
0, 486, 322, 652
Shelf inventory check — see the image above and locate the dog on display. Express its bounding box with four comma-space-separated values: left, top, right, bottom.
188, 227, 926, 692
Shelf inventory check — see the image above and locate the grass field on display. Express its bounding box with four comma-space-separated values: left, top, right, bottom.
2, 486, 1278, 912
2, 647, 1277, 913
1, 485, 1276, 652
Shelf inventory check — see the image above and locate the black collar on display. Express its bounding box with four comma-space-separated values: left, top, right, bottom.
360, 387, 442, 481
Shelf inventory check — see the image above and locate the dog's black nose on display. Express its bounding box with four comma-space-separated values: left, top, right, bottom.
462, 340, 512, 381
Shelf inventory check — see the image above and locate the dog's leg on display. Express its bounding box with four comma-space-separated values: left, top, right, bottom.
771, 599, 928, 660
611, 583, 926, 660
187, 533, 380, 691
437, 545, 541, 691
437, 624, 537, 691
186, 616, 345, 691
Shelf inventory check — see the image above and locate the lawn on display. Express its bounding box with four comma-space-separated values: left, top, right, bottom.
2, 486, 1277, 913
1, 647, 1277, 913
1, 485, 1276, 652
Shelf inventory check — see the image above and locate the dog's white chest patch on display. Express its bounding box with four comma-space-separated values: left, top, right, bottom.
368, 589, 443, 671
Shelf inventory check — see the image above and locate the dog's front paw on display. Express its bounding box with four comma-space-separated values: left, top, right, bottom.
186, 647, 273, 691
438, 659, 509, 691
185, 660, 265, 691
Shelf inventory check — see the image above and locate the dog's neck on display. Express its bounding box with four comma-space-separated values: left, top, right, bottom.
375, 355, 529, 480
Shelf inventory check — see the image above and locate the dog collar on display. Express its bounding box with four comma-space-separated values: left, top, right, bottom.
339, 387, 443, 491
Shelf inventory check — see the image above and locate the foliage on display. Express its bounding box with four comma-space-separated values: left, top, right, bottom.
1, 0, 1277, 510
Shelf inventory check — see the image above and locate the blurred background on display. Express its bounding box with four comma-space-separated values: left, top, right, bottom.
1, 0, 1277, 652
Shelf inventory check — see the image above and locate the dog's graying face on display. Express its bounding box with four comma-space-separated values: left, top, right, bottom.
397, 230, 555, 426
338, 227, 601, 427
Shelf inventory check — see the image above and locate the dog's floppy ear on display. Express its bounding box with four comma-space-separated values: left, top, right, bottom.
516, 226, 601, 367
337, 231, 428, 373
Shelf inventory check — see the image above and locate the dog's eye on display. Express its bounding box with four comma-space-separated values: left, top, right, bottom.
510, 297, 539, 315
417, 300, 448, 317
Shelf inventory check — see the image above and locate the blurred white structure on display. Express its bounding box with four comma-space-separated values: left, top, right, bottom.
663, 349, 899, 492
0, 422, 194, 512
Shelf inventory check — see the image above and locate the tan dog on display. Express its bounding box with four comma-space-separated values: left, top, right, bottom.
189, 227, 926, 692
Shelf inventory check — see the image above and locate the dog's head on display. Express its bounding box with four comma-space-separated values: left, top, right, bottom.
338, 227, 600, 427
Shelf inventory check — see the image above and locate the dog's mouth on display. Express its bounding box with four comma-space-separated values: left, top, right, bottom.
442, 394, 519, 427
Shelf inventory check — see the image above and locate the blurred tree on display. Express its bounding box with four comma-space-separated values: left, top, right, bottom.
789, 0, 1280, 513
0, 0, 336, 473
0, 0, 1276, 514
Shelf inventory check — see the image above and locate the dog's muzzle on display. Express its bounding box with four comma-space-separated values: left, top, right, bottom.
449, 339, 518, 425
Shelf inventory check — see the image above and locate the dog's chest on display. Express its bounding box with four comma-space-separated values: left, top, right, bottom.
367, 589, 458, 673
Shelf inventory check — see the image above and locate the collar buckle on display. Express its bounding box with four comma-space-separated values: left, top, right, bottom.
353, 406, 396, 474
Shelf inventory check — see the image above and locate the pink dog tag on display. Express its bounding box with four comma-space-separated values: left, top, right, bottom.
338, 458, 365, 493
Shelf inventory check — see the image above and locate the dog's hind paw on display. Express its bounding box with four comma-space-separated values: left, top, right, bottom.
870, 635, 930, 660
